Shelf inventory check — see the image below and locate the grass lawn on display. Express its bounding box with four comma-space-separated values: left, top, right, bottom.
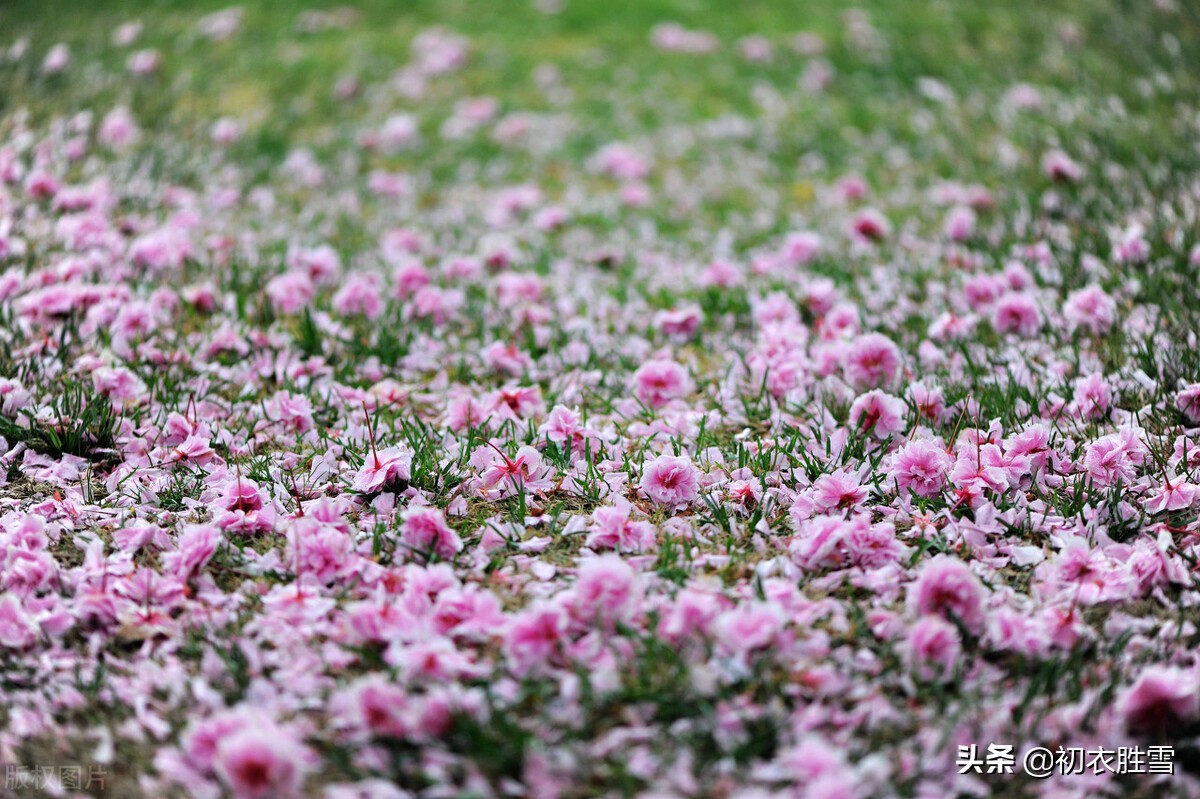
1, 1, 1200, 797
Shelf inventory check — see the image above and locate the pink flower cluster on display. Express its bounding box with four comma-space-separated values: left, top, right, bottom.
0, 7, 1199, 799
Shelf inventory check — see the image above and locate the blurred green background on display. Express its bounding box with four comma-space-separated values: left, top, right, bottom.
2, 0, 1196, 175
2, 0, 1199, 302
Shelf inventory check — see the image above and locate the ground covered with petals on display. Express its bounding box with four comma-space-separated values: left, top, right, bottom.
2, 1, 1200, 797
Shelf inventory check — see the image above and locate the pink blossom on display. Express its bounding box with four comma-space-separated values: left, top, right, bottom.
737, 35, 774, 62
288, 244, 342, 285
991, 292, 1042, 337
843, 333, 901, 390
387, 638, 475, 683
400, 506, 463, 560
352, 446, 412, 493
4, 549, 57, 596
849, 208, 891, 242
811, 470, 868, 513
197, 7, 243, 40
587, 504, 656, 552
214, 478, 277, 533
165, 524, 222, 580
92, 365, 145, 405
182, 711, 253, 773
943, 205, 976, 241
905, 616, 961, 683
1173, 435, 1200, 471
265, 391, 315, 435
1176, 384, 1200, 424
219, 480, 265, 515
986, 608, 1049, 657
844, 520, 904, 568
1144, 479, 1199, 514
374, 114, 419, 154
266, 273, 315, 314
504, 605, 566, 676
99, 106, 141, 149
534, 205, 569, 231
780, 231, 822, 265
655, 305, 703, 340
589, 142, 651, 180
127, 49, 162, 75
908, 555, 987, 634
1119, 666, 1200, 737
632, 359, 692, 409
332, 273, 384, 319
287, 519, 353, 583
0, 594, 38, 649
573, 555, 640, 623
1113, 225, 1150, 264
656, 588, 723, 642
639, 454, 701, 507
1082, 428, 1146, 487
1071, 373, 1112, 421
1042, 150, 1083, 182
168, 435, 215, 467
715, 603, 782, 653
848, 389, 907, 437
392, 261, 430, 299
650, 23, 718, 54
1049, 541, 1134, 605
540, 405, 589, 452
1004, 82, 1042, 109
1004, 424, 1053, 471
887, 439, 952, 498
834, 175, 868, 201
948, 444, 1012, 496
482, 342, 533, 376
791, 514, 851, 570
1063, 285, 1116, 335
42, 43, 71, 74
432, 586, 505, 639
130, 227, 192, 272
781, 736, 847, 782
473, 444, 555, 496
112, 521, 170, 553
486, 385, 546, 422
0, 379, 31, 415
411, 27, 470, 75
212, 117, 245, 145
3, 17, 1199, 792
724, 478, 762, 515
345, 676, 409, 738
963, 273, 1005, 311
1128, 533, 1189, 593
823, 303, 861, 339
444, 394, 489, 433
212, 723, 314, 799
